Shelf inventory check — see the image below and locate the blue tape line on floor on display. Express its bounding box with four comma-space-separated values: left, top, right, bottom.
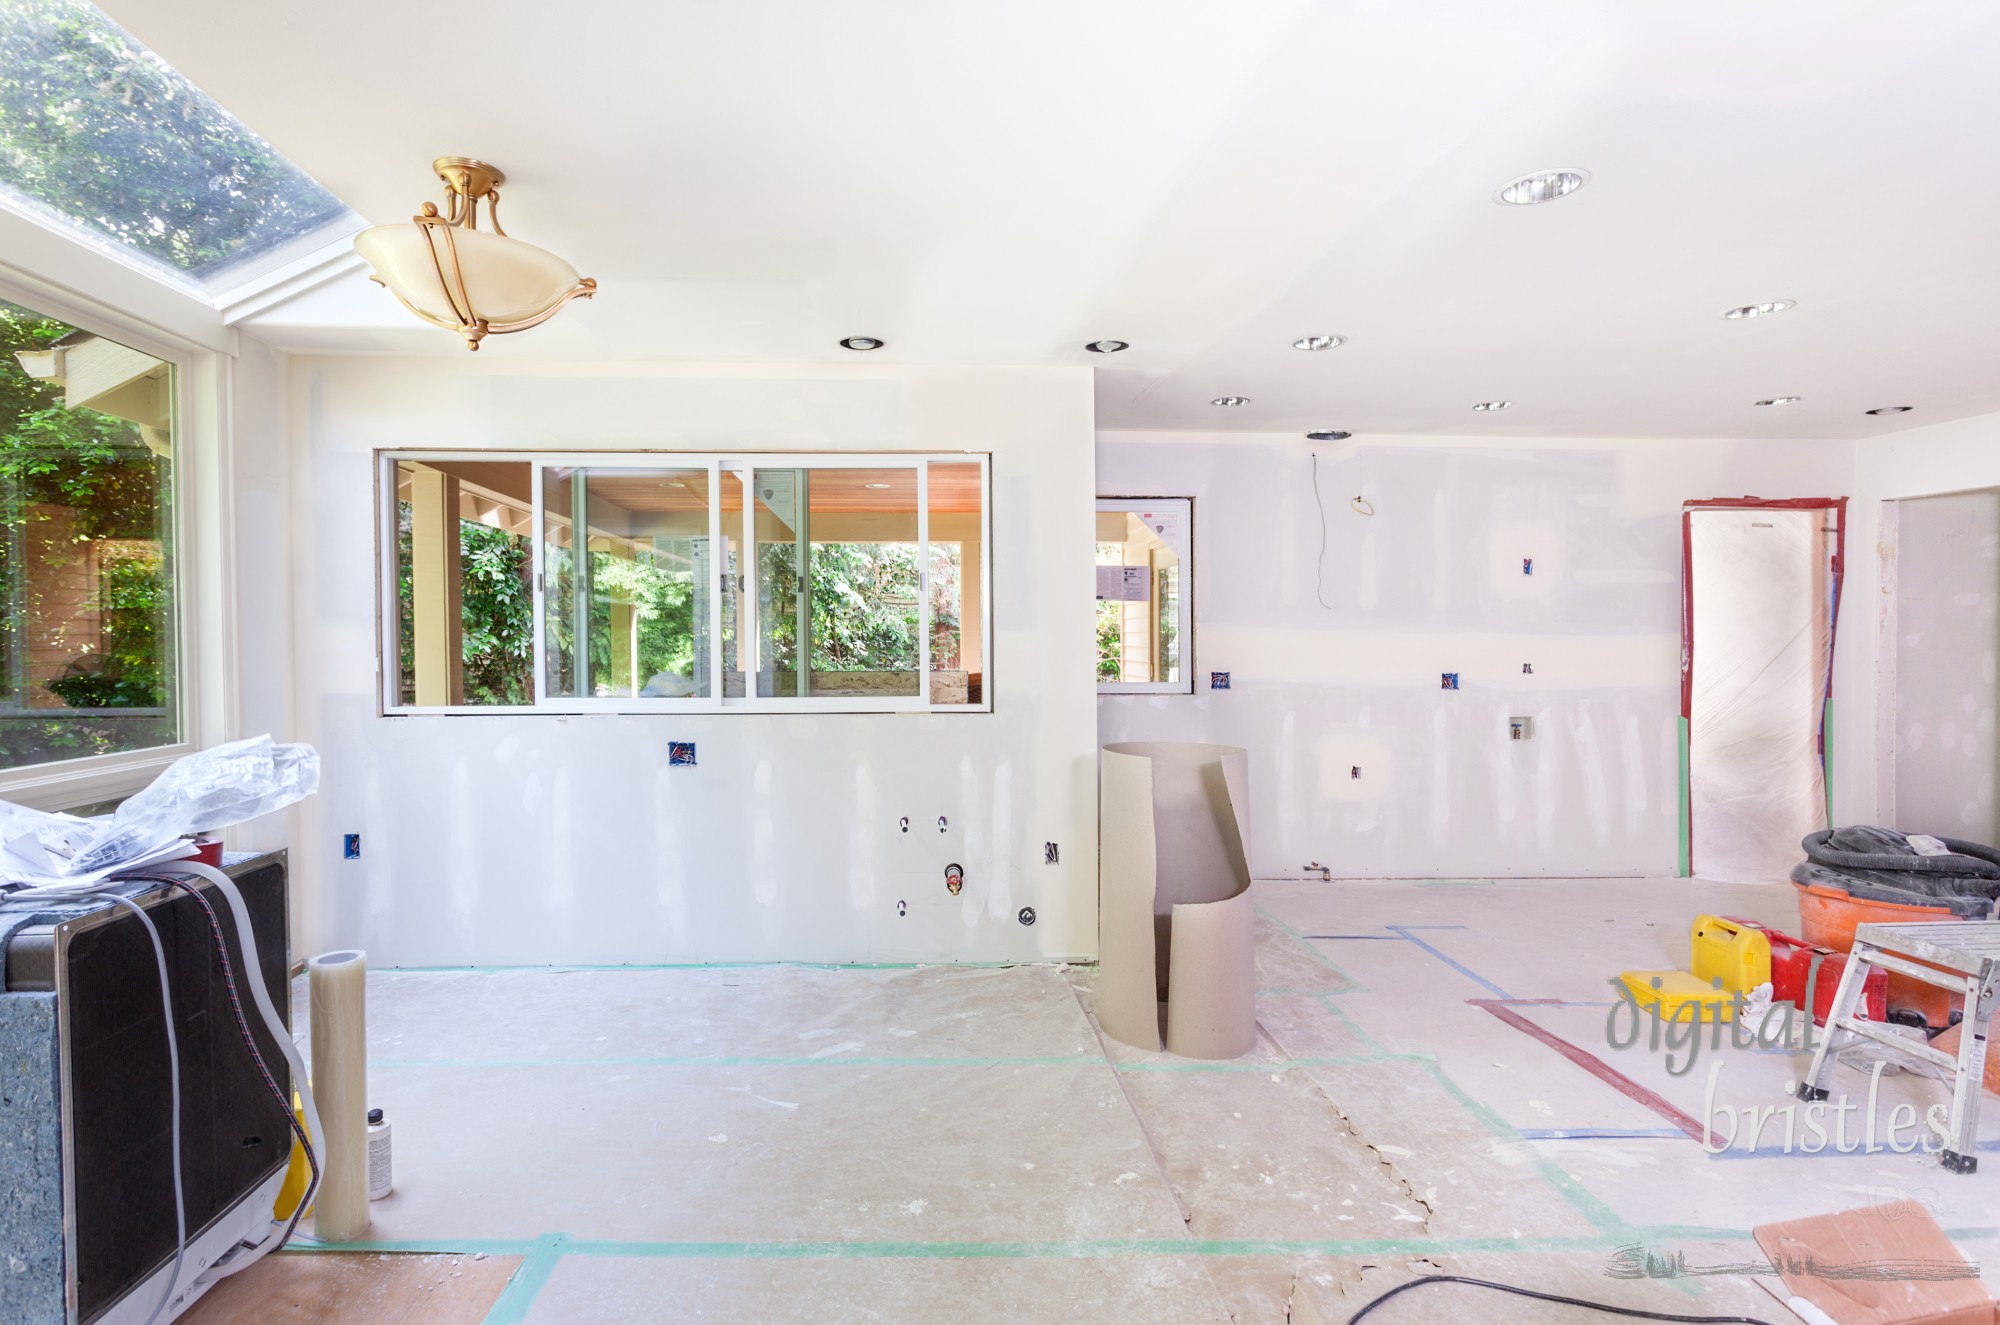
1385, 924, 1514, 1000
1518, 1128, 1689, 1140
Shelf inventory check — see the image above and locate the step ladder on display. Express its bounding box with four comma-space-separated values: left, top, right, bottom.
1795, 920, 2000, 1174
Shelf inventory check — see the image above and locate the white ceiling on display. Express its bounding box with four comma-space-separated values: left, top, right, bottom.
102, 0, 2000, 439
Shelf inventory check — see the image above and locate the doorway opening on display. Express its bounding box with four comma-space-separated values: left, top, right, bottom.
1682, 498, 1846, 882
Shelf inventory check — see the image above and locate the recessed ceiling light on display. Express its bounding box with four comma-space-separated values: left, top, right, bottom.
1754, 396, 1803, 407
1471, 400, 1512, 411
1493, 169, 1588, 206
862, 482, 892, 489
1723, 300, 1795, 320
1305, 429, 1351, 441
1867, 405, 1913, 416
1293, 335, 1344, 351
839, 336, 884, 351
1084, 339, 1128, 353
1211, 396, 1251, 407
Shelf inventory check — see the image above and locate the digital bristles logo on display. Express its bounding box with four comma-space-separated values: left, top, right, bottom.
1603, 976, 1954, 1155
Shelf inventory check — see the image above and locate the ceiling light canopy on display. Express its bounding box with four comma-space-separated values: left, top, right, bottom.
1754, 396, 1803, 407
354, 158, 596, 351
1471, 400, 1511, 411
1085, 339, 1129, 353
840, 336, 885, 351
1305, 429, 1351, 441
1724, 300, 1794, 320
1293, 335, 1344, 351
1211, 396, 1251, 407
1493, 169, 1588, 206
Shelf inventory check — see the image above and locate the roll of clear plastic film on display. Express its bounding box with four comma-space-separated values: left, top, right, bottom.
308, 949, 370, 1240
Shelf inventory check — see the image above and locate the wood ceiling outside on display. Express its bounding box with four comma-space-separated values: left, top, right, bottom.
413, 461, 981, 516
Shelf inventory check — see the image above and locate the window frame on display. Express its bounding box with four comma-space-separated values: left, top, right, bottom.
0, 271, 211, 809
1096, 495, 1194, 697
377, 450, 993, 716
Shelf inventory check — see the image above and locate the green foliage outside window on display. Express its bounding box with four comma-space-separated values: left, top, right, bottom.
0, 0, 350, 280
760, 541, 960, 676
395, 504, 535, 705
0, 300, 175, 770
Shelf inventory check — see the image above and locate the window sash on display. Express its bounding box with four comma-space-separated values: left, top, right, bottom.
1095, 496, 1194, 696
0, 276, 201, 805
379, 451, 991, 715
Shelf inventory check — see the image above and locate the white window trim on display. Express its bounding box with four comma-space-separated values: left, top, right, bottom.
378, 450, 993, 716
0, 269, 228, 810
1096, 495, 1194, 697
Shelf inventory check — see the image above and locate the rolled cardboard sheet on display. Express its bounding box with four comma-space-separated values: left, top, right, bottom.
309, 949, 370, 1241
1166, 888, 1257, 1058
1099, 742, 1254, 1056
1098, 748, 1163, 1050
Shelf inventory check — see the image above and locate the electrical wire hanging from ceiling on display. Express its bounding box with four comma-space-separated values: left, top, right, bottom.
1311, 452, 1332, 609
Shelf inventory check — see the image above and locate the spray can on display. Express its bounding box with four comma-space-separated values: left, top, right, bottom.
366, 1108, 393, 1201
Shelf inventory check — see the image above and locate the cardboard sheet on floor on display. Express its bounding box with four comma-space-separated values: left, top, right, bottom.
1751, 1201, 1993, 1325
1098, 742, 1255, 1058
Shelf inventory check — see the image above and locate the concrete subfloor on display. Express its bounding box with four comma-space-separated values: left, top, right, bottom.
286, 879, 2000, 1323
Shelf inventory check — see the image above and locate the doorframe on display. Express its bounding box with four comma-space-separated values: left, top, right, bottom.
1679, 497, 1848, 877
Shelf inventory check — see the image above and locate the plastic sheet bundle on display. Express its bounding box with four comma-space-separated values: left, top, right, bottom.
0, 736, 319, 887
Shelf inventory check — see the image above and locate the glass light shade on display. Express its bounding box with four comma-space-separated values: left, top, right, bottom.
355, 224, 581, 325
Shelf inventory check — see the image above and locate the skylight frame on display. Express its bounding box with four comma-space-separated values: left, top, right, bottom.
0, 0, 365, 303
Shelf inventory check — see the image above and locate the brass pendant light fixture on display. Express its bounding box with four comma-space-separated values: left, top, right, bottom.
354, 157, 596, 350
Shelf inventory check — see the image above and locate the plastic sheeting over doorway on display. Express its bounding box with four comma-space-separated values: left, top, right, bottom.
1684, 500, 1844, 884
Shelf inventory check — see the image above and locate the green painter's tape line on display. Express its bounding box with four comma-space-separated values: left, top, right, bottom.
371, 1054, 1099, 1070
1822, 698, 1835, 825
1310, 990, 1391, 1055
1677, 716, 1692, 878
1115, 1053, 1434, 1073
385, 960, 1042, 974
285, 1237, 541, 1255
481, 1232, 567, 1325
1413, 1060, 1630, 1239
1253, 904, 1369, 993
554, 1234, 1614, 1260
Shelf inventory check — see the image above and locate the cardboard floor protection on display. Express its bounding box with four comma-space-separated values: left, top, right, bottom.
1752, 1197, 1993, 1323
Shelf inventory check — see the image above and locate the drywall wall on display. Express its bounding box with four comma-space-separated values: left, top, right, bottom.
1842, 408, 2000, 833
1096, 430, 1854, 878
1884, 490, 2000, 840
279, 358, 1096, 964
225, 334, 298, 861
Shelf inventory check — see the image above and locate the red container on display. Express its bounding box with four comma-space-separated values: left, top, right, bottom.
1723, 917, 1886, 1027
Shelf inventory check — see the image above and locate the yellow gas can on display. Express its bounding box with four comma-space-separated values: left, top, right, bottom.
1689, 914, 1771, 994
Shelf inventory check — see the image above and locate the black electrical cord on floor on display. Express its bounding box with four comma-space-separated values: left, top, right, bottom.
1344, 1275, 1777, 1324
1311, 451, 1331, 609
125, 872, 321, 1252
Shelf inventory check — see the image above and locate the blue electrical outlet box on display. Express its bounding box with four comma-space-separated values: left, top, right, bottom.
668, 741, 697, 767
1210, 671, 1231, 690
342, 833, 361, 859
1441, 672, 1460, 690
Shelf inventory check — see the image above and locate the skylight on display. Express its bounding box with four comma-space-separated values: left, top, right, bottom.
0, 0, 359, 294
